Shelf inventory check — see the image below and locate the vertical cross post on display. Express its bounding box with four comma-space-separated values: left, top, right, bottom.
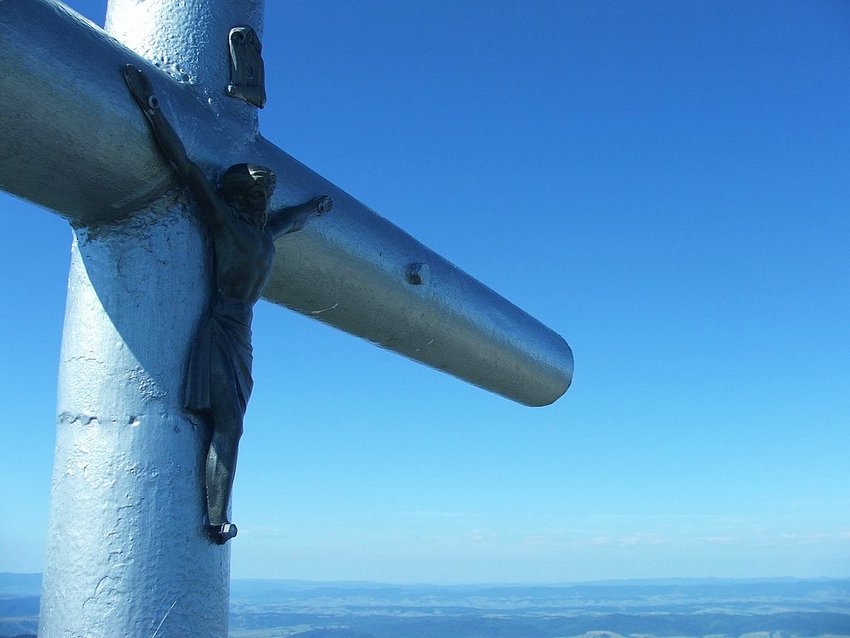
38, 2, 264, 636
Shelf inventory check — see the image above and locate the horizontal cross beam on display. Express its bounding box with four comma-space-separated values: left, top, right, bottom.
0, 0, 573, 406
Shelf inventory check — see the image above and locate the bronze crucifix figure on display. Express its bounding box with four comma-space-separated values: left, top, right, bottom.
124, 64, 332, 544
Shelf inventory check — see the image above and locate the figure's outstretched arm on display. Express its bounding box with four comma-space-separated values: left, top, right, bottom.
267, 195, 333, 239
123, 64, 225, 228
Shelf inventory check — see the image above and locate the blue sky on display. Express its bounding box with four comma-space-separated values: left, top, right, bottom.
2, 0, 849, 583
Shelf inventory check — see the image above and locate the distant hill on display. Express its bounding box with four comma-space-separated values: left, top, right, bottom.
0, 574, 39, 638
2, 575, 849, 638
229, 576, 850, 612
0, 575, 39, 598
227, 577, 850, 638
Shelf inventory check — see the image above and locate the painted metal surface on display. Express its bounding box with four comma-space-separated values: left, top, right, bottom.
41, 210, 230, 638
0, 0, 573, 406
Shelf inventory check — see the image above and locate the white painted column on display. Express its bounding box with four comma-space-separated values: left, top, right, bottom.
104, 0, 264, 132
39, 209, 225, 637
39, 2, 265, 636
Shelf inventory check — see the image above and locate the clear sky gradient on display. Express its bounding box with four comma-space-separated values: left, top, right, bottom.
2, 1, 849, 583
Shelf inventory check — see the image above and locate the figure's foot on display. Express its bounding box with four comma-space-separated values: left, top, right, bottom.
208, 522, 238, 545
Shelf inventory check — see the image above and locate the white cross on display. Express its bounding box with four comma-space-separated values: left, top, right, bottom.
1, 1, 572, 636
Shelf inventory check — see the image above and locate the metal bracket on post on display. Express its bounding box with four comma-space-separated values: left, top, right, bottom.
225, 26, 266, 108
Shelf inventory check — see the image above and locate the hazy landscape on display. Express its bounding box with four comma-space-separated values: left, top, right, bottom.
2, 574, 848, 638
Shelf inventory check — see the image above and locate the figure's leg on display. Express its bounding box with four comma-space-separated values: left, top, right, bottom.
206, 384, 244, 544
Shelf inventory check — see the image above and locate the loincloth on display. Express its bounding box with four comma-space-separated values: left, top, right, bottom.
184, 294, 254, 416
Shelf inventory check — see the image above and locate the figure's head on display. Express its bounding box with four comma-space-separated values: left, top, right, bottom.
220, 163, 276, 227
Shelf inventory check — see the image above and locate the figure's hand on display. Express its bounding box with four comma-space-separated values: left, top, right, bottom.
122, 64, 159, 116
